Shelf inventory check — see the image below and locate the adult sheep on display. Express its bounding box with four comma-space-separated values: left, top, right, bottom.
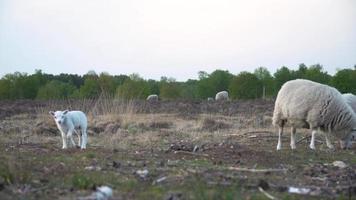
50, 110, 88, 149
343, 93, 356, 113
146, 94, 159, 102
272, 79, 356, 150
215, 91, 229, 101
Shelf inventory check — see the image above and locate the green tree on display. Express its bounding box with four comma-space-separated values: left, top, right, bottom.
303, 64, 331, 84
331, 68, 356, 94
197, 70, 233, 98
274, 66, 296, 93
79, 74, 101, 98
159, 81, 182, 100
254, 67, 275, 98
116, 74, 149, 99
229, 72, 262, 99
98, 72, 116, 95
37, 80, 76, 99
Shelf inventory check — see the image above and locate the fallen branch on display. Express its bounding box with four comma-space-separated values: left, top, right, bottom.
173, 150, 209, 157
242, 131, 274, 135
258, 187, 278, 200
227, 167, 287, 173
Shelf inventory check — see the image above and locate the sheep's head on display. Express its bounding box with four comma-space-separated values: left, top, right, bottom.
49, 110, 69, 125
339, 129, 355, 149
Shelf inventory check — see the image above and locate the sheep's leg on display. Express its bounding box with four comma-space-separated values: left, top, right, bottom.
61, 131, 68, 149
290, 127, 296, 150
67, 130, 76, 147
74, 129, 81, 148
324, 132, 334, 149
277, 126, 283, 150
81, 128, 87, 149
309, 130, 317, 150
77, 130, 81, 148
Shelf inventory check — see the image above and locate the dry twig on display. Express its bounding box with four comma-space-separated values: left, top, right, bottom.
258, 187, 278, 200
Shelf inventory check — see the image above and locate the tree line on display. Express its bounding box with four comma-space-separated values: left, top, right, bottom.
0, 64, 355, 100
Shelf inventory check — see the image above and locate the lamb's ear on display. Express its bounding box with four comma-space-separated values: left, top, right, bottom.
63, 110, 69, 115
49, 111, 55, 116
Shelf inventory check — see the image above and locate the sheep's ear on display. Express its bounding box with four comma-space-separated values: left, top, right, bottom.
49, 111, 55, 116
63, 110, 69, 115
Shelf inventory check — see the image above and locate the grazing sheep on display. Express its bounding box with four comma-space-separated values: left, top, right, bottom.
343, 93, 356, 113
146, 94, 159, 102
273, 79, 356, 150
215, 91, 229, 101
207, 97, 214, 102
49, 110, 88, 149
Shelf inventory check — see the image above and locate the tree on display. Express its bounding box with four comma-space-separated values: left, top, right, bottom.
229, 72, 263, 99
254, 67, 275, 98
116, 75, 149, 99
303, 64, 331, 84
274, 66, 296, 94
98, 72, 116, 95
197, 70, 233, 98
80, 78, 100, 98
159, 82, 182, 100
37, 80, 76, 99
331, 68, 356, 94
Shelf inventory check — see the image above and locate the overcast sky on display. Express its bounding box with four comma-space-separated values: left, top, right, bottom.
0, 0, 355, 81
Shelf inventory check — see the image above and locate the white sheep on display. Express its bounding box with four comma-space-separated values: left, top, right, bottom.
146, 94, 159, 102
215, 91, 229, 101
49, 110, 88, 149
343, 93, 356, 113
207, 97, 214, 102
273, 79, 356, 150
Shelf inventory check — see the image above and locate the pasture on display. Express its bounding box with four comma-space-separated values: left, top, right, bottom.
0, 99, 355, 199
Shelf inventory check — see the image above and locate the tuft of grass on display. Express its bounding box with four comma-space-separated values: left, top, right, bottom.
71, 174, 95, 190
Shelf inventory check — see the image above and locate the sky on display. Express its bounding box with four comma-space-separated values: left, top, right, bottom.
0, 0, 355, 81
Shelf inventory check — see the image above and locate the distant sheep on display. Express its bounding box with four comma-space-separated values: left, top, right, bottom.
215, 91, 229, 101
207, 97, 214, 102
146, 94, 159, 102
343, 93, 356, 113
50, 110, 88, 149
273, 79, 356, 150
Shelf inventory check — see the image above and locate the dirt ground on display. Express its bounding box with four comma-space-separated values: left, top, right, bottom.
0, 99, 356, 200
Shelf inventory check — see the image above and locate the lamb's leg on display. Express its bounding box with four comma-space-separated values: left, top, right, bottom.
309, 130, 317, 150
324, 132, 334, 149
77, 131, 81, 148
61, 131, 68, 149
290, 127, 296, 150
67, 130, 76, 147
81, 128, 87, 149
277, 126, 283, 150
74, 129, 81, 148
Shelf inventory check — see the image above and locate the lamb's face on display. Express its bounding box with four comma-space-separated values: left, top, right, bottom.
49, 110, 69, 125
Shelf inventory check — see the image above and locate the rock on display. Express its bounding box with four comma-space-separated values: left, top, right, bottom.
332, 161, 347, 169
136, 169, 149, 179
84, 166, 102, 171
95, 186, 113, 200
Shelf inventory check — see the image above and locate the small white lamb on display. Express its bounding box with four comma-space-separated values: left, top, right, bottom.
49, 110, 88, 149
273, 79, 356, 150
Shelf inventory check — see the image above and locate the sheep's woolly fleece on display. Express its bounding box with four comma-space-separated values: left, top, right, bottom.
273, 79, 356, 135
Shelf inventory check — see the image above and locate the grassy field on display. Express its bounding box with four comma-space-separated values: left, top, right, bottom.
0, 99, 355, 200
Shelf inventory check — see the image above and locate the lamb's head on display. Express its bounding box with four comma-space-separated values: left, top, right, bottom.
338, 129, 356, 149
49, 110, 69, 125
